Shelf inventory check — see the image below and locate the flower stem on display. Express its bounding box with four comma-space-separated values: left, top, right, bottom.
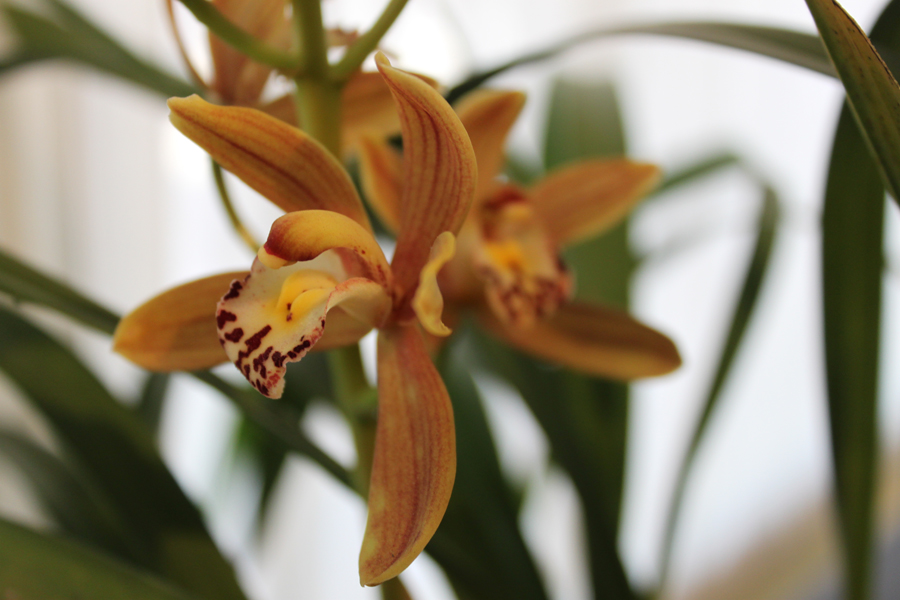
327, 345, 377, 494
211, 160, 259, 253
332, 0, 410, 80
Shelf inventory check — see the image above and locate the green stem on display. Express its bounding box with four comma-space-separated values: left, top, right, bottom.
211, 161, 259, 253
177, 0, 299, 71
327, 345, 377, 494
332, 0, 410, 80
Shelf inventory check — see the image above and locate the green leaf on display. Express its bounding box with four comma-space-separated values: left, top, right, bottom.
653, 152, 740, 196
136, 373, 171, 433
805, 0, 900, 204
447, 22, 831, 103
426, 336, 549, 600
657, 185, 780, 589
0, 429, 138, 559
0, 517, 199, 600
0, 0, 197, 97
0, 306, 247, 600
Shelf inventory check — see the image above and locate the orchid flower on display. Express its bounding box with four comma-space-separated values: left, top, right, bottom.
359, 89, 681, 379
165, 0, 435, 155
114, 53, 476, 585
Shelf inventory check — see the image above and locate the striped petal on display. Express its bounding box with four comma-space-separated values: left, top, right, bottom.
375, 53, 477, 300
455, 89, 525, 203
480, 302, 681, 379
412, 232, 456, 337
113, 272, 245, 371
168, 96, 370, 228
529, 159, 661, 247
360, 324, 456, 585
261, 210, 391, 289
217, 257, 390, 398
357, 135, 402, 233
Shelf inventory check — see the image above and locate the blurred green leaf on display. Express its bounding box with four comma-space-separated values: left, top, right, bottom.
136, 373, 170, 433
0, 306, 247, 600
818, 3, 900, 597
426, 336, 548, 600
657, 185, 780, 589
805, 0, 900, 203
0, 517, 199, 600
447, 22, 831, 103
653, 152, 740, 196
0, 0, 197, 97
0, 428, 138, 559
823, 106, 884, 600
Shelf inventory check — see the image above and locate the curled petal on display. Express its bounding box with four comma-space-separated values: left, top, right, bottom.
168, 96, 370, 227
114, 272, 245, 371
360, 325, 456, 585
217, 259, 391, 398
261, 210, 392, 288
357, 136, 402, 233
412, 232, 456, 337
480, 302, 681, 379
455, 89, 526, 203
375, 53, 477, 299
529, 159, 661, 247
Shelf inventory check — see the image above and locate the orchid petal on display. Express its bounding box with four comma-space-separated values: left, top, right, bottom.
113, 272, 245, 371
529, 159, 661, 247
480, 302, 681, 379
217, 259, 390, 398
412, 232, 456, 337
357, 135, 402, 233
375, 53, 477, 300
261, 210, 391, 288
168, 96, 370, 228
455, 89, 526, 203
360, 325, 456, 585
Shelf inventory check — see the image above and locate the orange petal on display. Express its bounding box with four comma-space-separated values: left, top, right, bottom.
529, 159, 661, 247
113, 272, 246, 371
412, 232, 456, 337
261, 210, 392, 288
357, 135, 402, 233
455, 89, 525, 203
480, 302, 681, 379
360, 325, 456, 585
342, 71, 439, 155
217, 257, 391, 398
168, 96, 370, 228
375, 53, 477, 300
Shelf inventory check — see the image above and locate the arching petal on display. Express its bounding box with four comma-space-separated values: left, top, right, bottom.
217, 259, 391, 398
113, 272, 246, 371
529, 159, 661, 247
375, 53, 477, 300
480, 302, 681, 379
412, 232, 455, 337
455, 89, 525, 203
357, 135, 402, 233
261, 210, 392, 288
168, 96, 371, 228
360, 325, 455, 585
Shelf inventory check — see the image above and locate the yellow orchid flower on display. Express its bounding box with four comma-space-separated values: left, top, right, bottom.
358, 89, 681, 379
165, 0, 435, 155
114, 54, 476, 585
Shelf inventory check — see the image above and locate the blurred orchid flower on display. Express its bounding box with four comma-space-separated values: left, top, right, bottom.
114, 53, 475, 585
165, 0, 435, 155
359, 89, 681, 379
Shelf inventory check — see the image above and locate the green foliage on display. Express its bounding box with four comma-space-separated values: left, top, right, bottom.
0, 306, 247, 600
0, 0, 196, 97
0, 517, 200, 600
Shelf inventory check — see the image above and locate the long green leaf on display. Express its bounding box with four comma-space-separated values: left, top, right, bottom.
0, 0, 196, 97
806, 0, 900, 204
447, 22, 831, 103
426, 337, 549, 600
657, 185, 780, 590
0, 305, 247, 600
0, 517, 199, 600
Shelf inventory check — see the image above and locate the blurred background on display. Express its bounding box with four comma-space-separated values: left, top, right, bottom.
0, 0, 897, 598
